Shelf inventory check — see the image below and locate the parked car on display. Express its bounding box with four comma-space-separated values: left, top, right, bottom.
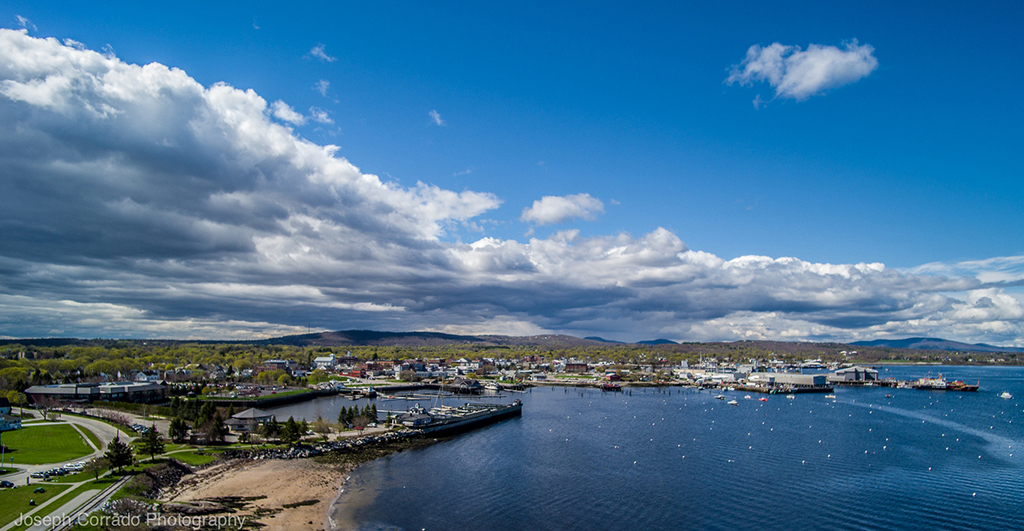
0, 480, 13, 488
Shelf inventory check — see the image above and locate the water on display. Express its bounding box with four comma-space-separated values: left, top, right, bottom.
320, 366, 1023, 530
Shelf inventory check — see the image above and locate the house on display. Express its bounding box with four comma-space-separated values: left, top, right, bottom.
225, 408, 273, 433
564, 363, 588, 373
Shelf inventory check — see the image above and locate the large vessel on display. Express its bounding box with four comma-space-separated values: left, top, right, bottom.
912, 375, 979, 392
396, 399, 523, 435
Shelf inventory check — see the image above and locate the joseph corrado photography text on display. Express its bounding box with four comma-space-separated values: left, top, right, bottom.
13, 512, 247, 529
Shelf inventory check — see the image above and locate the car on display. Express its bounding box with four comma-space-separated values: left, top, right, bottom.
0, 480, 13, 488
33, 486, 46, 493
30, 472, 46, 479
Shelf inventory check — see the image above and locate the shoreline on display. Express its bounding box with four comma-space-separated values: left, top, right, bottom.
159, 435, 439, 530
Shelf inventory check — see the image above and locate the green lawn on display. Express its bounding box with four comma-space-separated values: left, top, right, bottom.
76, 425, 103, 451
0, 484, 72, 528
168, 451, 219, 466
2, 424, 94, 465
6, 481, 111, 531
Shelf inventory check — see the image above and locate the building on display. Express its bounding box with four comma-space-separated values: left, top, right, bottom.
313, 354, 337, 370
747, 373, 828, 388
25, 381, 168, 404
0, 397, 10, 415
564, 363, 588, 374
225, 408, 273, 433
258, 359, 299, 374
827, 366, 880, 385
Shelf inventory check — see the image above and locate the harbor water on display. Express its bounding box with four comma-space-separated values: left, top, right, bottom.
304, 366, 1020, 530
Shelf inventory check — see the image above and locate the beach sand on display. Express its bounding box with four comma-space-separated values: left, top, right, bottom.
161, 458, 351, 530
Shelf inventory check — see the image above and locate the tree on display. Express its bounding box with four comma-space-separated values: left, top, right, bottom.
168, 417, 189, 444
261, 416, 280, 442
137, 425, 165, 461
203, 413, 228, 444
104, 435, 133, 473
313, 416, 331, 441
280, 416, 301, 445
84, 458, 109, 481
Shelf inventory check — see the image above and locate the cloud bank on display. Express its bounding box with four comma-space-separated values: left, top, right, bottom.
0, 29, 1021, 345
727, 40, 878, 102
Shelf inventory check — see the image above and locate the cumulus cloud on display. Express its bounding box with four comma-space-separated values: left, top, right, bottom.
521, 193, 605, 226
270, 100, 306, 125
727, 40, 878, 101
428, 109, 444, 126
0, 29, 1020, 346
308, 107, 333, 124
308, 43, 336, 62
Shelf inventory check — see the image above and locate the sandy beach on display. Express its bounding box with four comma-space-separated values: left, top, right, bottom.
161, 458, 352, 531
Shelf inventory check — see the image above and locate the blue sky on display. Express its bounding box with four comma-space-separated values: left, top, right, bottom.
0, 2, 1021, 344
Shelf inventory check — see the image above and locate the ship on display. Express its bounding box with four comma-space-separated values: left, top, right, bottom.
396, 399, 522, 435
912, 375, 979, 392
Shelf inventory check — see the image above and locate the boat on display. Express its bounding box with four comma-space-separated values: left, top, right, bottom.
1001, 391, 1013, 399
484, 382, 501, 391
743, 395, 752, 400
600, 383, 622, 392
786, 394, 796, 400
913, 374, 979, 392
396, 399, 523, 435
885, 394, 893, 398
727, 400, 738, 406
824, 394, 836, 399
714, 394, 726, 400
758, 397, 768, 402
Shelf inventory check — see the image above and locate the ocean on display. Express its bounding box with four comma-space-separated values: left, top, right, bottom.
273, 366, 1024, 530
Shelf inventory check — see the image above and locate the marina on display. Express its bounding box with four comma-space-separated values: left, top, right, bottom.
331, 365, 1024, 531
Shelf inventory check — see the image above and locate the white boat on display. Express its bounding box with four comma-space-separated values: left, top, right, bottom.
714, 394, 726, 400
824, 394, 836, 399
786, 394, 796, 399
1000, 391, 1013, 399
743, 395, 752, 400
727, 400, 738, 406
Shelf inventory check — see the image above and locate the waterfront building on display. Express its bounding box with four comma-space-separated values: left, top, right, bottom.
827, 366, 879, 384
225, 408, 273, 433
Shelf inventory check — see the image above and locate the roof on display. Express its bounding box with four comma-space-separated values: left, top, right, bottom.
231, 407, 273, 420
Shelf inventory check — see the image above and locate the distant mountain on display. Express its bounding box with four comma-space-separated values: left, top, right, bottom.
584, 336, 624, 344
850, 337, 1024, 354
637, 339, 678, 345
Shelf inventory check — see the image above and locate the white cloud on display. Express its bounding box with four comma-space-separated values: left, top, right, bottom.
429, 109, 444, 126
727, 40, 878, 101
521, 193, 605, 226
308, 43, 337, 62
309, 106, 333, 124
313, 79, 330, 96
16, 15, 36, 31
270, 100, 306, 125
0, 29, 1020, 346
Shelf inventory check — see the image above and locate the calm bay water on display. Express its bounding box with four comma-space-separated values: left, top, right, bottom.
295, 366, 1021, 531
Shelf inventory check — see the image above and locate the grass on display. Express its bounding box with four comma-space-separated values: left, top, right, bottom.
1, 424, 94, 465
76, 425, 103, 451
59, 412, 135, 437
167, 451, 219, 466
6, 480, 112, 531
0, 483, 72, 527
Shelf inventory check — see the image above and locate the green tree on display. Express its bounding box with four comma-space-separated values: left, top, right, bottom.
261, 416, 280, 443
204, 413, 228, 444
137, 425, 165, 461
84, 458, 109, 481
104, 435, 133, 473
168, 417, 189, 444
280, 416, 301, 445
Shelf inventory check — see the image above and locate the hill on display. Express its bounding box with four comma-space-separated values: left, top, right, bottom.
850, 337, 1024, 354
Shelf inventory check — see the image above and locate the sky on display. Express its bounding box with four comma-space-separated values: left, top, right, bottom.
0, 1, 1022, 345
